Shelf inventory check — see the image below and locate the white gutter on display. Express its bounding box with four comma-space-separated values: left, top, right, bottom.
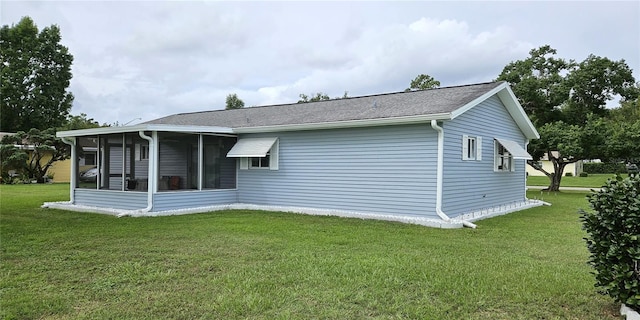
234, 113, 452, 133
430, 120, 477, 229
120, 130, 155, 216
56, 124, 234, 138
60, 137, 77, 204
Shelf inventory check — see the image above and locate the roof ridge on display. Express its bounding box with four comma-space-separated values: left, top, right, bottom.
153, 81, 503, 119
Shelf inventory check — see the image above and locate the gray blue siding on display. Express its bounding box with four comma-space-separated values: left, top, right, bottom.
441, 95, 528, 216
237, 124, 439, 218
75, 189, 147, 210
153, 190, 238, 211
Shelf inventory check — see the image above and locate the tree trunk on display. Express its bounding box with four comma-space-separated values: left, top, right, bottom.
547, 160, 567, 191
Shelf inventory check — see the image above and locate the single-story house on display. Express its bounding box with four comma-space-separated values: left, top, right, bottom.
526, 152, 584, 177
45, 81, 545, 228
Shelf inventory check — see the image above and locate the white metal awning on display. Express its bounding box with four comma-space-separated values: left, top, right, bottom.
495, 138, 532, 160
227, 137, 278, 157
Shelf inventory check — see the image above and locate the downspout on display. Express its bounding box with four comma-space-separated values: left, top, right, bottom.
120, 130, 154, 216
430, 120, 477, 229
61, 137, 77, 204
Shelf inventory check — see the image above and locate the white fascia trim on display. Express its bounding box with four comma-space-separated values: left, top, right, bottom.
232, 113, 452, 133
57, 124, 234, 137
496, 86, 540, 139
450, 83, 540, 140
450, 82, 508, 119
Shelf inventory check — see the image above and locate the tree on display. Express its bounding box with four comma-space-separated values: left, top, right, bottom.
605, 99, 640, 164
496, 45, 569, 125
225, 93, 244, 110
297, 92, 330, 103
0, 128, 70, 183
1, 17, 74, 132
609, 97, 640, 123
562, 55, 638, 125
0, 142, 28, 183
405, 74, 440, 91
497, 45, 638, 190
527, 117, 608, 191
60, 113, 102, 130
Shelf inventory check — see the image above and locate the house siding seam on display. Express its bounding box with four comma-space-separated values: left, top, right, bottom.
237, 124, 440, 219
441, 95, 528, 216
74, 189, 147, 210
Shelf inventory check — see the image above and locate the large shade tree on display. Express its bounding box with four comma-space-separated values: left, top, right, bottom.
498, 45, 638, 191
0, 16, 74, 132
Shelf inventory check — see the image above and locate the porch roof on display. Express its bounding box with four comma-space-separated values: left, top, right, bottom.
57, 124, 234, 138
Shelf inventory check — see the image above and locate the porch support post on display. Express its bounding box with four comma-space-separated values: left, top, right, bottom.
61, 137, 77, 204
121, 134, 126, 191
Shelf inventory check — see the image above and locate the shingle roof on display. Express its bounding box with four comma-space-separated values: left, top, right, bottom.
145, 81, 505, 128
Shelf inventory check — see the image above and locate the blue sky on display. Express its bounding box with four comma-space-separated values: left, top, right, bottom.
2, 1, 638, 125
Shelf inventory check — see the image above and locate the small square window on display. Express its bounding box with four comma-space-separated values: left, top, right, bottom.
140, 145, 149, 160
462, 135, 482, 161
250, 153, 270, 169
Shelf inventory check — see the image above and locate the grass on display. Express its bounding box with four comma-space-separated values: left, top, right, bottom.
526, 173, 629, 188
0, 184, 619, 319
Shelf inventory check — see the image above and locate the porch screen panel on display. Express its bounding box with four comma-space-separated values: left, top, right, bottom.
76, 136, 98, 189
203, 136, 237, 189
158, 132, 198, 191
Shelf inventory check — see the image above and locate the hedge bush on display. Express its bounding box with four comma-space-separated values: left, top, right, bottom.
579, 175, 640, 311
583, 162, 627, 174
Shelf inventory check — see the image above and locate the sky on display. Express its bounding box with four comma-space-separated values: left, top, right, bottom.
2, 1, 639, 126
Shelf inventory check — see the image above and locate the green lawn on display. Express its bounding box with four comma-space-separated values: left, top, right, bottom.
527, 173, 628, 188
0, 184, 619, 319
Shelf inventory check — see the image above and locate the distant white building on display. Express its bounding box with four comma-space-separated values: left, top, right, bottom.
526, 151, 584, 176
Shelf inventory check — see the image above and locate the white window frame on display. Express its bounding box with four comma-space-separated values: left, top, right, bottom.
462, 135, 482, 161
494, 140, 514, 172
249, 152, 271, 169
135, 143, 149, 161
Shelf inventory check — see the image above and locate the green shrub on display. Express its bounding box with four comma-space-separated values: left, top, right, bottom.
583, 162, 627, 174
579, 172, 589, 177
579, 175, 640, 311
565, 172, 573, 177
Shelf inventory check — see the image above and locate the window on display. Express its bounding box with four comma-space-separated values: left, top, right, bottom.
84, 153, 96, 165
228, 137, 279, 171
494, 140, 514, 172
135, 143, 149, 161
250, 153, 271, 169
462, 135, 482, 161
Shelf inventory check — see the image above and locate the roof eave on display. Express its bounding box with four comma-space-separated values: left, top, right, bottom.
57, 124, 235, 138
232, 113, 452, 133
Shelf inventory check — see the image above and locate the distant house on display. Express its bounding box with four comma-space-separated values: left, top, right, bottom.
0, 132, 94, 183
526, 151, 584, 177
46, 81, 543, 228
